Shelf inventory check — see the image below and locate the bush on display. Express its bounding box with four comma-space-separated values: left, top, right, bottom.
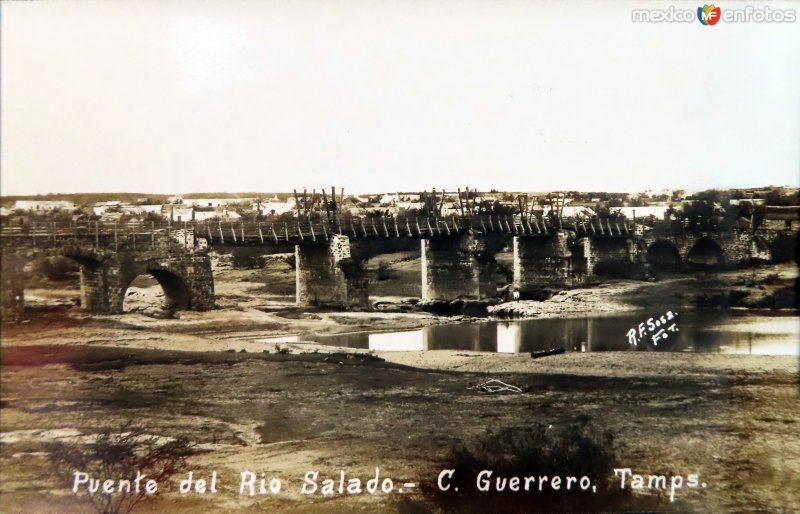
376, 261, 395, 281
45, 421, 195, 514
419, 422, 661, 513
30, 256, 80, 281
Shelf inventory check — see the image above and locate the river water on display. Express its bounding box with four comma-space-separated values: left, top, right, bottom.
303, 311, 799, 355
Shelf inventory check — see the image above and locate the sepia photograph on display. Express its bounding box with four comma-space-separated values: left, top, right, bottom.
1, 1, 798, 512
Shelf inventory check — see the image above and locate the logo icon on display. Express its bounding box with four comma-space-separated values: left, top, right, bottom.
698, 4, 721, 25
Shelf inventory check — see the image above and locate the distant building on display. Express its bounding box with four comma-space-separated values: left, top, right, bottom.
542, 206, 596, 219
616, 206, 672, 220
13, 200, 75, 212
379, 194, 400, 206
139, 205, 163, 214
184, 198, 255, 208
252, 197, 295, 216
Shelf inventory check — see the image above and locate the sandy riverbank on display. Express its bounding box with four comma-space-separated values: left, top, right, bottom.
1, 344, 798, 513
1, 261, 798, 513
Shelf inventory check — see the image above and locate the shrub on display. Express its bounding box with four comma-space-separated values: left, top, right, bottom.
376, 261, 395, 281
419, 422, 660, 513
31, 256, 80, 281
45, 421, 195, 514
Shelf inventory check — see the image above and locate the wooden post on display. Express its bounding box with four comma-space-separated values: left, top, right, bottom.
293, 189, 302, 218
207, 223, 213, 242
114, 224, 118, 250
480, 217, 486, 233
310, 222, 316, 242
381, 218, 389, 237
451, 216, 459, 234
241, 222, 245, 241
231, 225, 237, 244
297, 222, 304, 241
271, 223, 278, 243
415, 218, 421, 236
406, 218, 412, 237
258, 223, 264, 243
284, 223, 289, 242
351, 219, 357, 238
426, 218, 434, 236
322, 188, 331, 223
361, 218, 368, 237
219, 223, 225, 243
371, 218, 379, 237
322, 220, 329, 240
488, 216, 494, 232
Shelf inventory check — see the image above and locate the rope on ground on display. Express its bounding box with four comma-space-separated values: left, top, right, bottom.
469, 378, 523, 394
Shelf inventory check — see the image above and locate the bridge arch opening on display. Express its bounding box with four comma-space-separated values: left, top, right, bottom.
20, 256, 83, 310
768, 234, 797, 263
646, 240, 682, 269
352, 238, 422, 309
123, 270, 190, 315
687, 237, 725, 268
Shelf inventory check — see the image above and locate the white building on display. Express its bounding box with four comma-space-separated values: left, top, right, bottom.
616, 206, 672, 220
542, 206, 597, 219
13, 200, 76, 212
185, 198, 255, 208
252, 197, 296, 216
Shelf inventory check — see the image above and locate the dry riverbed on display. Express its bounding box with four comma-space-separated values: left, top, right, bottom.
1, 261, 798, 513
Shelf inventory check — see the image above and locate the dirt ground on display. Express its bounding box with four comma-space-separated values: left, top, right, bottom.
1, 257, 798, 513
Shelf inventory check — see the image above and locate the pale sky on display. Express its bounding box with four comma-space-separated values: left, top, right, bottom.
2, 0, 799, 196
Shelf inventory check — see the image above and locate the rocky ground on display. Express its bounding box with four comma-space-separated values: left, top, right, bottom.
0, 255, 798, 513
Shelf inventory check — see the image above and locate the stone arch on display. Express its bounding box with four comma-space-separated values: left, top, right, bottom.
768, 233, 797, 263
687, 237, 725, 267
2, 249, 107, 318
645, 239, 682, 268
123, 266, 192, 313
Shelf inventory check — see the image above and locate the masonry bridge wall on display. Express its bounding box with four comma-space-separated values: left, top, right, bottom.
3, 225, 794, 317
1, 235, 214, 320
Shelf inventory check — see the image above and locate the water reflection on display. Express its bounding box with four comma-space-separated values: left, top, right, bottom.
312, 312, 799, 356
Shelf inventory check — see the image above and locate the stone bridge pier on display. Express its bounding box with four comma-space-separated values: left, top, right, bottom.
295, 235, 370, 310
582, 237, 638, 276
1, 253, 26, 321
421, 232, 508, 302
513, 232, 574, 297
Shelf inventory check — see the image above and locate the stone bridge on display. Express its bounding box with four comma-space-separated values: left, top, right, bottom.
1, 227, 213, 320
0, 217, 795, 317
